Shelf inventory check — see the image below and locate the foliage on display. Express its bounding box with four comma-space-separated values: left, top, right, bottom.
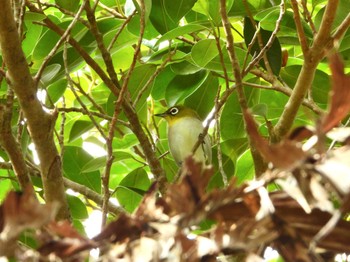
0, 0, 350, 260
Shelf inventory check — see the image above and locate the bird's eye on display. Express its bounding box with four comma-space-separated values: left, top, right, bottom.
169, 107, 179, 115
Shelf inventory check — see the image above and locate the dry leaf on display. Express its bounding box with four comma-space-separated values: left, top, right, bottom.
243, 109, 306, 169
322, 54, 350, 132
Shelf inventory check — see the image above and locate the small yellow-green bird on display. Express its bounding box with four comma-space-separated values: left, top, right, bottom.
155, 105, 212, 166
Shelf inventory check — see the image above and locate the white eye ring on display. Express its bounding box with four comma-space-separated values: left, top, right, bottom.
169, 107, 179, 115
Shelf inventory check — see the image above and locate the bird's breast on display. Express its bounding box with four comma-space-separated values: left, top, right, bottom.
168, 117, 208, 165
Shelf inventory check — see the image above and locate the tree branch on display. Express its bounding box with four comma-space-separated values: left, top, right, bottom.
0, 0, 69, 220
26, 1, 165, 187
274, 0, 339, 139
0, 90, 32, 189
63, 178, 124, 215
220, 0, 267, 176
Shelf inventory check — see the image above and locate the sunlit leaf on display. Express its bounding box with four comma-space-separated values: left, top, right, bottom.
67, 195, 88, 219
69, 120, 95, 143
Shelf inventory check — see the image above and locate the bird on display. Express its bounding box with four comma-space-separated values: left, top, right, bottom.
155, 105, 212, 166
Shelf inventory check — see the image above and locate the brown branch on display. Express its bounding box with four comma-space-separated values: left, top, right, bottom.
26, 1, 165, 187
249, 68, 324, 115
34, 1, 88, 86
65, 69, 108, 141
243, 0, 285, 76
0, 90, 32, 189
0, 0, 69, 220
290, 0, 310, 56
301, 0, 317, 35
85, 1, 120, 89
242, 1, 273, 75
311, 0, 339, 55
57, 107, 113, 121
332, 12, 350, 42
40, 2, 90, 28
62, 178, 124, 215
213, 30, 230, 90
274, 0, 339, 139
133, 51, 174, 107
97, 1, 126, 19
107, 10, 136, 51
220, 0, 266, 176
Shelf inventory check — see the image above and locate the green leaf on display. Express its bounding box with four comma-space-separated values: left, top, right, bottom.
63, 146, 101, 192
32, 29, 60, 62
69, 120, 95, 143
40, 64, 61, 85
82, 151, 134, 173
115, 186, 143, 213
235, 150, 255, 185
280, 65, 330, 108
46, 79, 67, 105
127, 64, 157, 120
252, 103, 268, 118
156, 24, 208, 46
149, 0, 197, 34
208, 146, 236, 190
244, 17, 282, 76
228, 0, 272, 16
170, 59, 202, 75
67, 195, 89, 219
184, 73, 219, 119
115, 168, 151, 213
119, 168, 151, 191
55, 0, 80, 12
112, 133, 140, 149
256, 10, 313, 39
165, 70, 208, 105
127, 14, 160, 39
110, 46, 135, 72
191, 39, 221, 68
220, 82, 260, 140
151, 66, 176, 100
0, 179, 12, 202
22, 22, 42, 58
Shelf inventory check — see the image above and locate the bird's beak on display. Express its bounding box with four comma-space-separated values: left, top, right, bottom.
154, 112, 166, 118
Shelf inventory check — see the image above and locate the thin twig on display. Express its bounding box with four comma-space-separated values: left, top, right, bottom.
215, 97, 227, 186
107, 10, 136, 52
242, 0, 273, 75
63, 178, 125, 215
34, 0, 88, 87
133, 51, 175, 107
213, 28, 230, 90
26, 0, 165, 185
220, 0, 268, 176
39, 2, 90, 27
332, 12, 350, 42
102, 0, 147, 225
98, 1, 126, 19
73, 80, 107, 115
274, 0, 338, 139
290, 0, 310, 56
301, 0, 317, 35
17, 0, 26, 37
85, 1, 121, 88
63, 41, 108, 141
243, 0, 285, 76
58, 96, 66, 158
57, 107, 113, 121
0, 89, 32, 189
